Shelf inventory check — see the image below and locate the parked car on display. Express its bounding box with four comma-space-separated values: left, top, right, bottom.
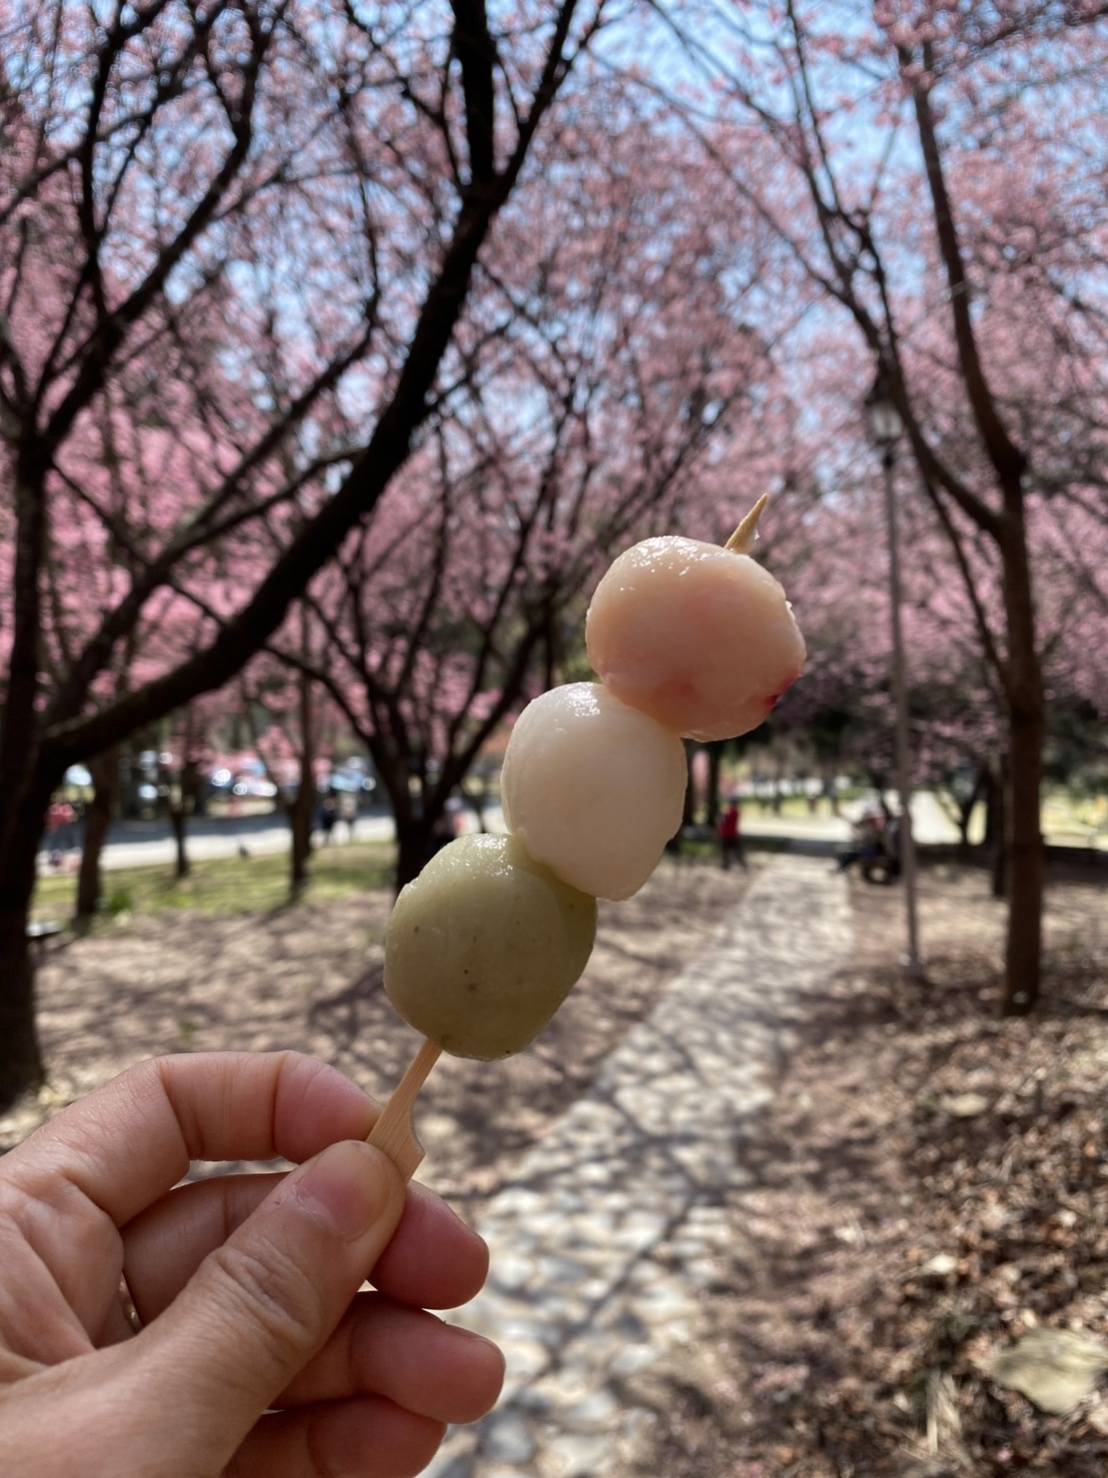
322, 758, 378, 806
205, 755, 278, 805
229, 760, 278, 800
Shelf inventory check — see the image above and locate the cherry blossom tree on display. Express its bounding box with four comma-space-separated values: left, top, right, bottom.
0, 0, 608, 1106
277, 95, 793, 886
238, 607, 342, 899
653, 0, 1108, 1011
777, 422, 1107, 879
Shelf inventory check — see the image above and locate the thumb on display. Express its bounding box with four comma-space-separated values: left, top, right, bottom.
140, 1139, 405, 1466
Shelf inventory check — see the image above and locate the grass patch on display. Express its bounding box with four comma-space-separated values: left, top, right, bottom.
673, 836, 719, 865
33, 842, 395, 925
1042, 786, 1108, 846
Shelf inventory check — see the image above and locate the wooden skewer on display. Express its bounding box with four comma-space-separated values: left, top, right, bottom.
724, 493, 769, 554
367, 1036, 443, 1181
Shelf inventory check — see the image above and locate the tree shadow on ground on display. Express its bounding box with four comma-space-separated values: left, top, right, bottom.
467, 866, 1107, 1478
675, 873, 1108, 1478
1, 862, 749, 1211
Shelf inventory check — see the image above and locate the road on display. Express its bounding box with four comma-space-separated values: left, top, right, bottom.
40, 809, 401, 872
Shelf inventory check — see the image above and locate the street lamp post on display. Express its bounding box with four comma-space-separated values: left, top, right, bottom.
865, 369, 923, 977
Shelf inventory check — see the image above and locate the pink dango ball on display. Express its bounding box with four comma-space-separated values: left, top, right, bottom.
585, 533, 805, 742
501, 682, 687, 901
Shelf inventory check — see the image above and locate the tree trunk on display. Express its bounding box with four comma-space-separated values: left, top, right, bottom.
0, 456, 51, 1107
1002, 696, 1044, 1014
542, 597, 559, 692
289, 792, 313, 895
0, 794, 49, 1109
982, 768, 998, 850
954, 767, 986, 856
991, 836, 1007, 900
869, 774, 892, 824
771, 758, 786, 814
907, 69, 1044, 1014
666, 742, 697, 856
288, 667, 317, 900
682, 742, 696, 829
0, 907, 42, 1111
287, 758, 314, 899
705, 743, 723, 828
395, 815, 438, 891
467, 781, 489, 834
986, 762, 1008, 900
170, 808, 190, 879
999, 513, 1045, 1015
169, 754, 205, 882
75, 747, 119, 924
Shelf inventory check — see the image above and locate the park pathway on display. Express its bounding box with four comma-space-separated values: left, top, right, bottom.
426, 854, 852, 1478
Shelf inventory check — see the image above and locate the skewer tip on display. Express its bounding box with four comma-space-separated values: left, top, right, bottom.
724, 494, 770, 555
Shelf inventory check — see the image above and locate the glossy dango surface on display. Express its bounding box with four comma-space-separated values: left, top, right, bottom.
585, 535, 806, 742
500, 683, 686, 901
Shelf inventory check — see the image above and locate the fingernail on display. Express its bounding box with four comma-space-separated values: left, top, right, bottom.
287, 1141, 395, 1241
469, 1331, 507, 1373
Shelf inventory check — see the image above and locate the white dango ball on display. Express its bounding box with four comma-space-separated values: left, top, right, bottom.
585, 534, 806, 743
500, 682, 687, 901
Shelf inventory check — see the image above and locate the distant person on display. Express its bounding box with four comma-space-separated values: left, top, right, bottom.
719, 798, 747, 871
317, 793, 337, 845
836, 811, 883, 875
338, 791, 358, 842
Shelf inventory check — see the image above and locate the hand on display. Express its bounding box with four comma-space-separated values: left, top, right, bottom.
0, 1051, 504, 1476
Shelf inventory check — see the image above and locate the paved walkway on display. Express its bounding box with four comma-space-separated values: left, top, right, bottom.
427, 855, 852, 1478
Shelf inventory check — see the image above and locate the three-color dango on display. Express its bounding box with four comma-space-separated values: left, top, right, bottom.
384, 503, 805, 1060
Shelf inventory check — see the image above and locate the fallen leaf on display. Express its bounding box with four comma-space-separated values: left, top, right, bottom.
941, 1092, 989, 1118
988, 1329, 1108, 1415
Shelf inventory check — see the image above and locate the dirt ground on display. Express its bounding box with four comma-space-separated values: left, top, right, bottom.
639, 861, 1108, 1478
5, 853, 1105, 1478
1, 854, 747, 1219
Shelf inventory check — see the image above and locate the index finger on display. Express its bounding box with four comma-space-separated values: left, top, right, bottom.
5, 1051, 379, 1225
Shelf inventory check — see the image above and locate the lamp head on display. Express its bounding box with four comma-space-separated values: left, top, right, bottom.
865, 367, 903, 449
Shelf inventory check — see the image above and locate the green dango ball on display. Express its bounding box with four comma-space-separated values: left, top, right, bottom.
384, 834, 597, 1060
